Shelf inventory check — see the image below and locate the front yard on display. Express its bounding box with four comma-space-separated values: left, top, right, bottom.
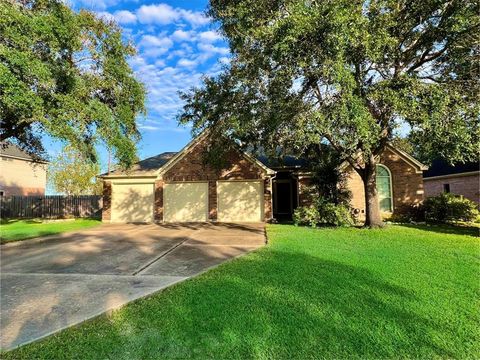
3, 224, 479, 359
0, 219, 101, 244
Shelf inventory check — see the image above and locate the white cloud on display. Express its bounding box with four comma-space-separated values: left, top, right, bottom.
177, 58, 197, 68
137, 3, 180, 24
114, 10, 137, 24
198, 43, 229, 55
179, 9, 210, 27
139, 34, 174, 57
140, 34, 173, 48
198, 30, 222, 42
171, 29, 194, 42
131, 58, 206, 123
138, 125, 161, 131
135, 3, 211, 27
95, 11, 115, 22
218, 56, 231, 65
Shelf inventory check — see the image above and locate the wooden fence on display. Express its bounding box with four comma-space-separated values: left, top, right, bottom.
0, 195, 102, 219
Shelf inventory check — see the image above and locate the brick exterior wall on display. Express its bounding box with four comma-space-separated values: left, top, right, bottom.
0, 186, 45, 196
154, 180, 164, 221
263, 178, 272, 220
102, 181, 112, 221
424, 173, 479, 205
158, 138, 272, 222
346, 147, 424, 217
208, 180, 217, 220
163, 140, 265, 182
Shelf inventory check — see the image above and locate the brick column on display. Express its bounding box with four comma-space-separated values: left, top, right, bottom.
208, 180, 217, 221
154, 180, 164, 222
263, 178, 272, 221
102, 181, 112, 221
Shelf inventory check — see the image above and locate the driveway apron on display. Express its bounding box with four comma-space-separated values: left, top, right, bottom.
0, 222, 265, 350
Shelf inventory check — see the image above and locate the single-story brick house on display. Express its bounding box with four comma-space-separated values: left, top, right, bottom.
423, 159, 480, 205
100, 133, 427, 223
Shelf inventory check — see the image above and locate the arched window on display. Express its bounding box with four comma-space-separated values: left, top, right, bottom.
376, 165, 393, 212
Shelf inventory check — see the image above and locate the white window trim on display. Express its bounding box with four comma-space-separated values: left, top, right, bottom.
376, 164, 393, 213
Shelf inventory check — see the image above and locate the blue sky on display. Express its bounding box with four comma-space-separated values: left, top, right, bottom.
47, 0, 228, 174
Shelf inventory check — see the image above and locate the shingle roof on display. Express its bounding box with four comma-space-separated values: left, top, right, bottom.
103, 152, 178, 177
423, 159, 480, 178
0, 142, 46, 162
256, 154, 309, 169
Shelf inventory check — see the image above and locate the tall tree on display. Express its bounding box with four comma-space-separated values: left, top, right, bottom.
179, 0, 479, 227
0, 0, 146, 168
48, 145, 102, 195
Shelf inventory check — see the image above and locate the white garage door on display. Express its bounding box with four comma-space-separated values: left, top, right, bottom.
164, 182, 208, 222
111, 183, 154, 223
217, 181, 263, 222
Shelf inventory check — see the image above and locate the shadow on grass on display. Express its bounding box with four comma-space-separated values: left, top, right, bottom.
6, 249, 466, 359
400, 223, 479, 237
0, 231, 61, 244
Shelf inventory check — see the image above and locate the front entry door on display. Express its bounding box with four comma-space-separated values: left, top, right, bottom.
273, 178, 297, 220
275, 181, 292, 215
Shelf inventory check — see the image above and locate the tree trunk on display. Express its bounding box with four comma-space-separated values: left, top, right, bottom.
361, 157, 384, 228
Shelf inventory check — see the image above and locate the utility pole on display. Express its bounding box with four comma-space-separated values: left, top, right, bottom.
107, 148, 111, 173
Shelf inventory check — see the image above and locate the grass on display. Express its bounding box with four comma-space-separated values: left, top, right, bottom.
3, 224, 480, 359
0, 218, 101, 244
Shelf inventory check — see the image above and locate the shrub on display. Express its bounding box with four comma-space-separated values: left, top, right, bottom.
293, 198, 354, 227
389, 204, 426, 223
423, 193, 479, 223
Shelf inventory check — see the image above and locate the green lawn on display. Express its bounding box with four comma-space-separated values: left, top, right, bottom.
4, 224, 479, 359
0, 218, 101, 243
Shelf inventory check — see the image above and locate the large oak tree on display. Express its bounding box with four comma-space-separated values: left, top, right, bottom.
179, 0, 479, 227
0, 0, 146, 167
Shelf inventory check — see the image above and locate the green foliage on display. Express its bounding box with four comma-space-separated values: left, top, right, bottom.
49, 146, 102, 195
307, 144, 351, 205
0, 218, 100, 243
0, 0, 146, 167
389, 204, 426, 223
423, 193, 479, 223
293, 197, 354, 227
179, 0, 479, 225
389, 136, 414, 156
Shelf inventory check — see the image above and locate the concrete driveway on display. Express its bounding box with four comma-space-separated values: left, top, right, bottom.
0, 223, 265, 350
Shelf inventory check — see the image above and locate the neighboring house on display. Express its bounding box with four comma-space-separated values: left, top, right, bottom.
0, 143, 47, 196
100, 133, 427, 223
423, 159, 480, 204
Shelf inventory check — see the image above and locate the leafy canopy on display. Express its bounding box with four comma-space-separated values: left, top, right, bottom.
0, 0, 146, 167
179, 0, 479, 167
48, 145, 102, 195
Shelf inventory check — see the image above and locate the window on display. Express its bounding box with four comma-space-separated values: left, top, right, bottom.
376, 165, 393, 212
443, 184, 450, 193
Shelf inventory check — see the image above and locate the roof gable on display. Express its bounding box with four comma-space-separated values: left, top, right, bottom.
101, 152, 177, 177
339, 144, 427, 174
101, 132, 274, 179
158, 132, 274, 177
